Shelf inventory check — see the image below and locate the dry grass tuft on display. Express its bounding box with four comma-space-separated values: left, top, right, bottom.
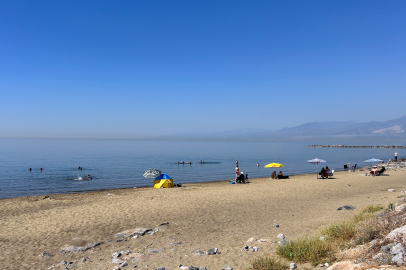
275, 236, 335, 265
248, 256, 289, 270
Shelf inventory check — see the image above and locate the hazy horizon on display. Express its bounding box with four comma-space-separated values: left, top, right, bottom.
1, 1, 405, 138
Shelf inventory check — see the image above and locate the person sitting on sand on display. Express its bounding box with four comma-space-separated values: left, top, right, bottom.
271, 171, 276, 179
277, 171, 290, 179
320, 167, 328, 178
236, 172, 245, 184
370, 166, 378, 176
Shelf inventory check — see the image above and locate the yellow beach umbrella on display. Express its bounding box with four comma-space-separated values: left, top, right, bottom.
264, 163, 284, 168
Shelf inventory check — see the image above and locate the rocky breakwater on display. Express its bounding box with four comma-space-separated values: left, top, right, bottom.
308, 145, 406, 149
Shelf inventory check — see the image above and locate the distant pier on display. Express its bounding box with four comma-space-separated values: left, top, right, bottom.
308, 145, 406, 149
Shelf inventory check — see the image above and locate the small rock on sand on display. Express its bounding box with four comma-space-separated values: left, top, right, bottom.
337, 205, 355, 211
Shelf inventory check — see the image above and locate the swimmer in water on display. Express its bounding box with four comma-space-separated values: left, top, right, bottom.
85, 175, 92, 180
40, 168, 43, 171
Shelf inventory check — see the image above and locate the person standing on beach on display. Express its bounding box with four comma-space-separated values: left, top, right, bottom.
236, 160, 238, 167
235, 166, 239, 178
395, 152, 398, 162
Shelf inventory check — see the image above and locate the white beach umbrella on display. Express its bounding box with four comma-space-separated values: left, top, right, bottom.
364, 158, 383, 166
142, 169, 162, 178
307, 158, 327, 178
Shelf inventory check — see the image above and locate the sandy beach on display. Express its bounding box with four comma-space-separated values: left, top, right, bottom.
1, 168, 405, 270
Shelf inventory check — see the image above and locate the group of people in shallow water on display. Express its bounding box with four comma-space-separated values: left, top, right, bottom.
177, 161, 192, 165
29, 166, 92, 180
29, 168, 43, 171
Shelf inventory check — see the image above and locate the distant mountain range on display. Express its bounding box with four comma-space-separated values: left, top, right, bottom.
154, 116, 406, 141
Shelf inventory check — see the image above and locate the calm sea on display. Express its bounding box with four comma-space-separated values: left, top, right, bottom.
0, 138, 403, 199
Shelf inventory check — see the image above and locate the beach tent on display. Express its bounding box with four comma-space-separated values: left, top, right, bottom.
153, 174, 174, 188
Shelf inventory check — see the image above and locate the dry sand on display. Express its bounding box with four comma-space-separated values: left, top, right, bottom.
1, 169, 405, 270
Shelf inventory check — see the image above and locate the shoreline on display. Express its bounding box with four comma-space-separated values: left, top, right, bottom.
2, 169, 404, 270
0, 168, 365, 201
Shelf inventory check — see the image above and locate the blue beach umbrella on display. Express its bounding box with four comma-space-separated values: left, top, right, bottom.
364, 158, 383, 166
307, 158, 327, 178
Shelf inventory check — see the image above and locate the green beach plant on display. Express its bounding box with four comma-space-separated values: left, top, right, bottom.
248, 256, 289, 270
275, 237, 334, 265
249, 204, 406, 268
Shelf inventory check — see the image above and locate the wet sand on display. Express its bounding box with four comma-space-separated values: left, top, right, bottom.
1, 169, 405, 270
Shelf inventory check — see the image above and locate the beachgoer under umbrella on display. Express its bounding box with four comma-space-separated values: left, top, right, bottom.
370, 166, 378, 176
320, 167, 328, 178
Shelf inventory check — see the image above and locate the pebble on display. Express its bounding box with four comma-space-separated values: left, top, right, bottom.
81, 257, 86, 262
39, 251, 53, 258
61, 242, 101, 252
155, 268, 167, 270
112, 252, 121, 258
60, 261, 67, 265
112, 258, 125, 264
241, 245, 249, 251
199, 268, 207, 270
120, 262, 128, 268
48, 266, 55, 269
289, 262, 297, 269
195, 250, 205, 255
337, 205, 356, 211
207, 247, 218, 255
222, 266, 233, 270
257, 238, 272, 243
273, 223, 280, 228
116, 228, 152, 238
147, 248, 163, 253
249, 246, 259, 252
278, 238, 288, 246
388, 189, 396, 192
247, 237, 257, 242
189, 267, 199, 270
180, 266, 189, 270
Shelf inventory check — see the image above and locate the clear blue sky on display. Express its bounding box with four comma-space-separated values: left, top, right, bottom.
1, 1, 405, 138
